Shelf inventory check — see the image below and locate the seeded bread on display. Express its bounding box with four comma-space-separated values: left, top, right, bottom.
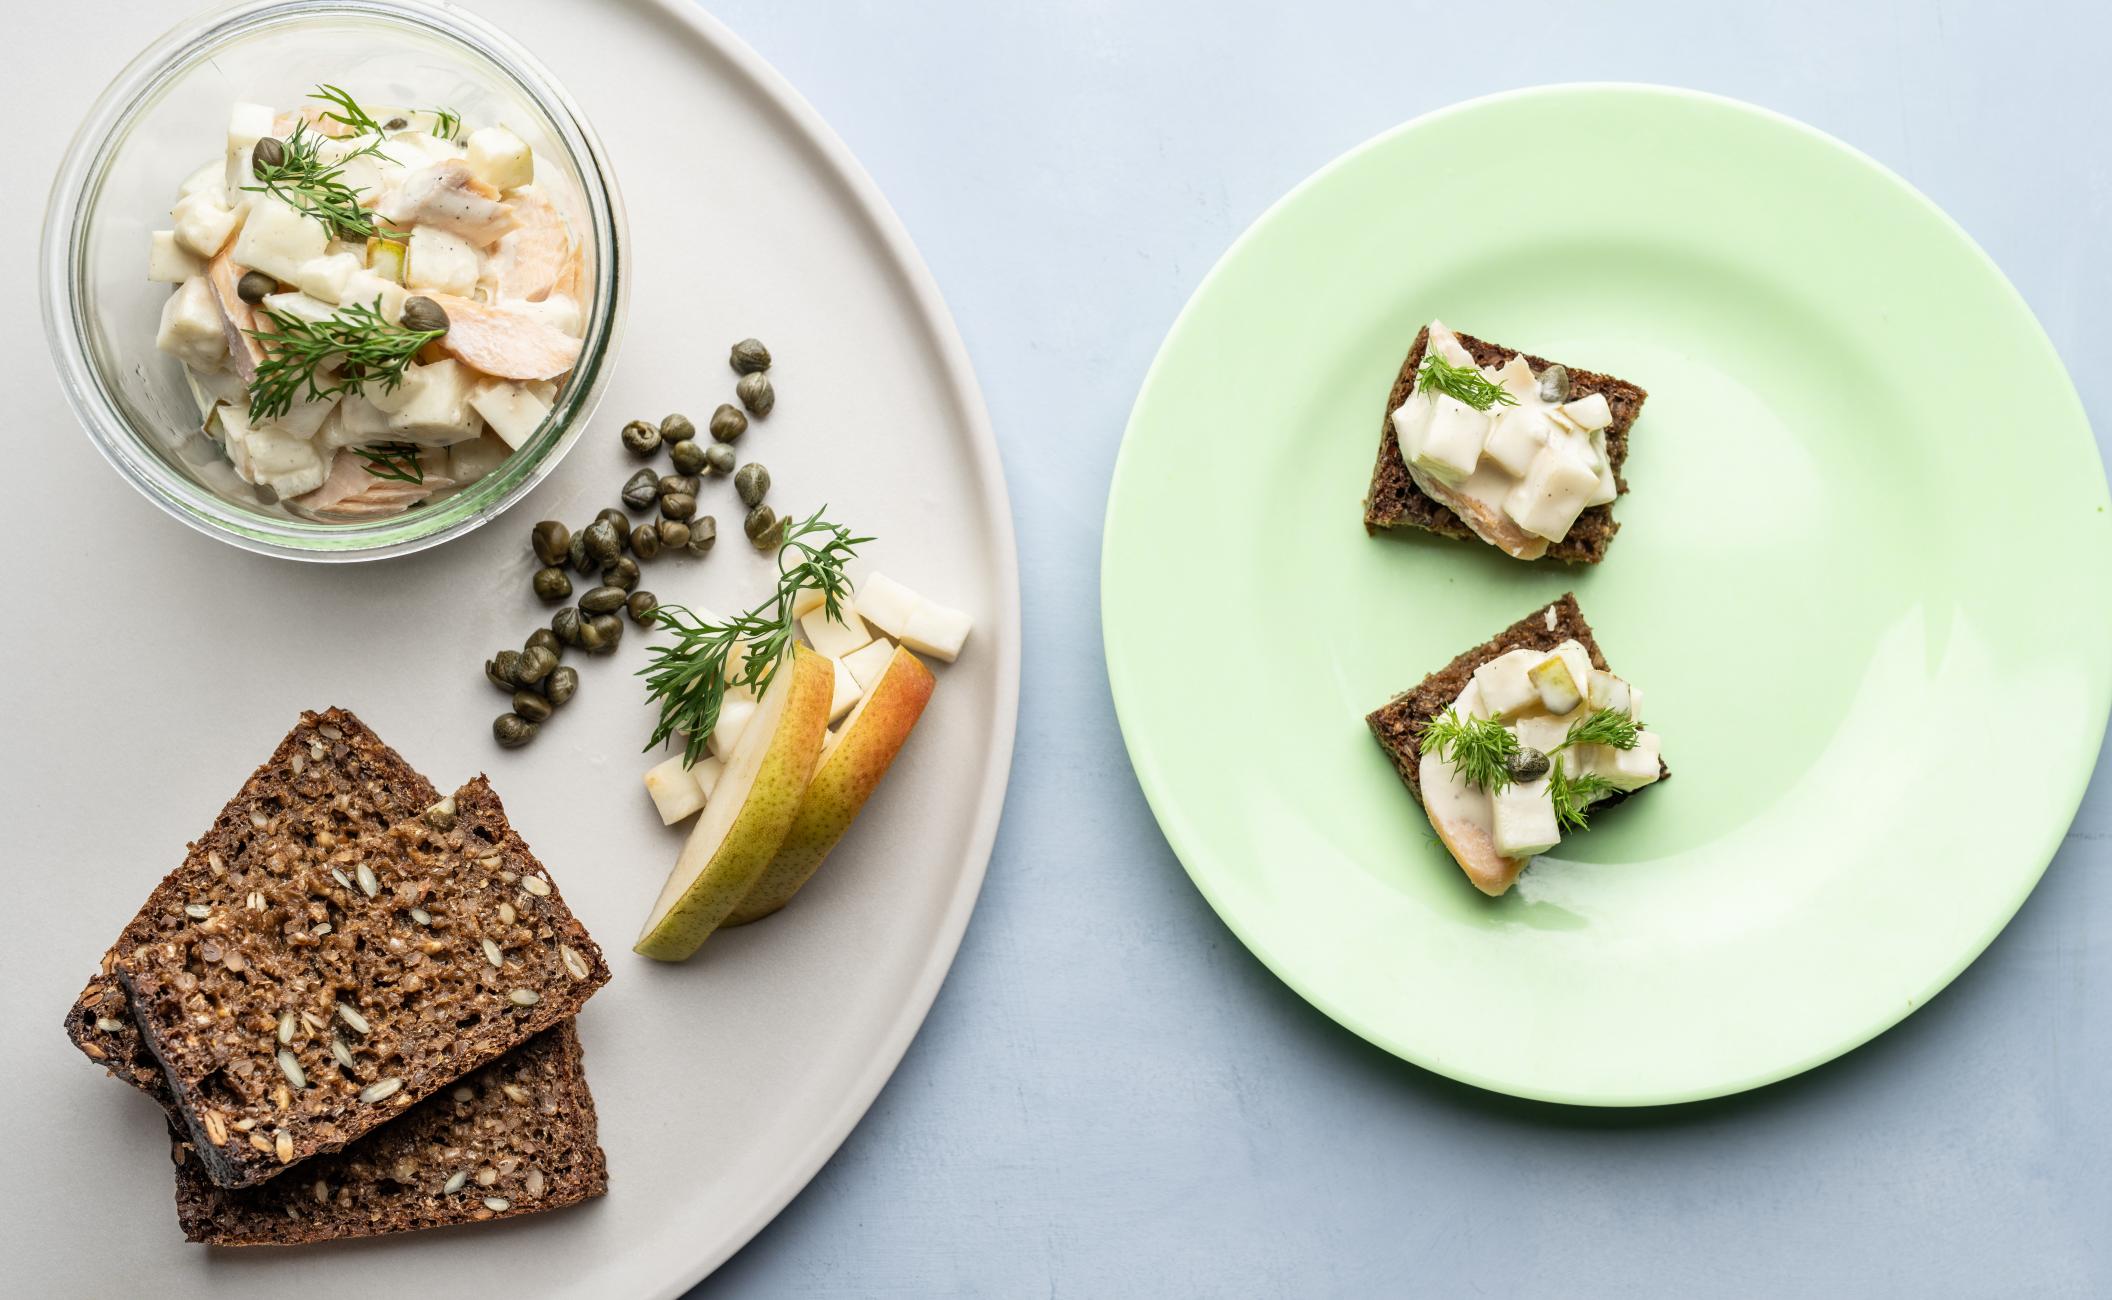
64, 709, 440, 1098
118, 774, 612, 1188
1363, 327, 1649, 564
1365, 593, 1668, 803
172, 1021, 607, 1244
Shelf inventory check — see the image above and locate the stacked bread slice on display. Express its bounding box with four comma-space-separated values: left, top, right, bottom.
62, 708, 612, 1245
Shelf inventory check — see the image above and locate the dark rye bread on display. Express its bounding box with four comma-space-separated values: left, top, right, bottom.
65, 709, 440, 1097
1363, 326, 1648, 564
118, 774, 612, 1189
1365, 593, 1667, 804
173, 1022, 607, 1245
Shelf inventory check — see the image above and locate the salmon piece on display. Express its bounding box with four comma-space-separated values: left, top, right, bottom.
377, 160, 515, 245
205, 246, 266, 383
1409, 469, 1552, 561
294, 448, 453, 518
490, 190, 577, 302
428, 294, 583, 381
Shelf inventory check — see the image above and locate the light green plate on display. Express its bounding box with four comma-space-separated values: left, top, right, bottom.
1102, 85, 2111, 1105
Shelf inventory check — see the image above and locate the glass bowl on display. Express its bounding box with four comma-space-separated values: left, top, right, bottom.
41, 0, 627, 561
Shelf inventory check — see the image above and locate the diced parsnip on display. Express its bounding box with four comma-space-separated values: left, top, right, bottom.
1562, 393, 1614, 432
259, 291, 337, 325
1502, 444, 1599, 542
294, 252, 362, 304
1491, 777, 1560, 859
1470, 648, 1541, 721
644, 753, 707, 825
691, 755, 725, 800
404, 226, 479, 296
798, 597, 873, 659
232, 196, 327, 281
380, 360, 480, 444
841, 638, 896, 691
171, 190, 239, 259
827, 655, 864, 724
339, 268, 408, 321
900, 600, 972, 663
855, 573, 920, 638
466, 126, 534, 190
227, 102, 275, 151
148, 231, 203, 284
156, 277, 228, 371
467, 379, 551, 450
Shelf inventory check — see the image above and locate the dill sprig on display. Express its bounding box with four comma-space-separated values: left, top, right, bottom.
639, 510, 872, 765
354, 442, 425, 484
311, 83, 384, 135
1416, 353, 1519, 412
1548, 758, 1617, 832
1551, 707, 1640, 754
1420, 709, 1519, 793
429, 107, 464, 141
243, 120, 388, 239
245, 299, 444, 422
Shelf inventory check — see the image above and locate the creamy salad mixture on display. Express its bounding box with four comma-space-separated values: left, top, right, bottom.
149, 87, 586, 519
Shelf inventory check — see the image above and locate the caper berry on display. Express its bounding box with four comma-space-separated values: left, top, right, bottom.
657, 474, 699, 498
514, 645, 558, 686
660, 491, 697, 521
568, 529, 595, 575
525, 627, 563, 660
236, 270, 276, 304
621, 468, 660, 510
661, 413, 697, 443
734, 462, 770, 507
512, 690, 554, 724
1537, 364, 1571, 405
400, 296, 450, 335
702, 443, 736, 477
629, 523, 662, 560
581, 518, 622, 566
251, 136, 287, 176
1508, 747, 1552, 782
627, 590, 660, 625
486, 650, 524, 691
586, 614, 623, 654
655, 519, 691, 549
621, 419, 662, 457
544, 665, 578, 707
735, 371, 775, 417
708, 404, 747, 443
743, 504, 778, 547
493, 713, 538, 749
729, 338, 771, 374
579, 585, 628, 615
532, 566, 572, 603
687, 516, 717, 556
532, 520, 571, 566
669, 439, 706, 475
602, 556, 640, 591
552, 606, 584, 647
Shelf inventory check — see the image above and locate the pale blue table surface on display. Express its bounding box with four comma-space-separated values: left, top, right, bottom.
691, 2, 2112, 1295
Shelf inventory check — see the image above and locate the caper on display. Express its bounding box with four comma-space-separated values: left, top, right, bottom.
708, 404, 747, 443
621, 419, 662, 457
661, 413, 696, 443
735, 371, 775, 417
531, 520, 571, 566
568, 529, 595, 575
532, 566, 572, 603
743, 504, 778, 547
655, 519, 691, 549
596, 507, 631, 546
525, 627, 563, 660
702, 443, 736, 477
586, 614, 623, 654
251, 136, 286, 176
657, 474, 699, 498
400, 296, 450, 335
1508, 747, 1552, 782
514, 645, 557, 686
687, 516, 717, 556
574, 613, 605, 653
729, 338, 771, 374
236, 270, 276, 304
512, 691, 553, 724
493, 714, 538, 749
669, 439, 706, 476
660, 491, 696, 521
383, 116, 408, 131
1537, 364, 1571, 404
581, 518, 622, 566
629, 523, 661, 560
486, 650, 524, 691
544, 665, 578, 707
734, 462, 770, 506
627, 590, 659, 625
621, 468, 660, 510
579, 585, 627, 615
552, 606, 583, 647
602, 556, 640, 591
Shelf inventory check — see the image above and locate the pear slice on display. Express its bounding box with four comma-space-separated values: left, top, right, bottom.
635, 645, 834, 960
725, 647, 936, 926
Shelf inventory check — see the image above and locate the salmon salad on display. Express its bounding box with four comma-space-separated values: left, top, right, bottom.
148, 86, 587, 520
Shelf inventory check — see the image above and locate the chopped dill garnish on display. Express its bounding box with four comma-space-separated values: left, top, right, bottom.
1415, 353, 1519, 412
1420, 709, 1519, 793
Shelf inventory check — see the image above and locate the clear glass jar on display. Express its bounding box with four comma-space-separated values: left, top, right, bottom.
41, 0, 628, 560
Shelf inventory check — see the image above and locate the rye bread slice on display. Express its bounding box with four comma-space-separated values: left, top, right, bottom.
172, 1021, 607, 1245
64, 709, 440, 1097
1363, 327, 1648, 564
1365, 593, 1667, 806
118, 774, 612, 1189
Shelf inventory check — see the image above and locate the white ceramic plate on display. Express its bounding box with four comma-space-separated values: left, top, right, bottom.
1, 1, 1017, 1295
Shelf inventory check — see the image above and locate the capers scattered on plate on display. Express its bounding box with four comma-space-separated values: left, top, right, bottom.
729, 337, 771, 374
513, 691, 554, 724
1537, 364, 1571, 405
552, 606, 584, 647
660, 491, 696, 521
514, 645, 558, 686
658, 474, 698, 499
581, 518, 622, 566
525, 628, 563, 660
586, 614, 623, 654
688, 516, 717, 555
544, 665, 578, 707
602, 556, 640, 591
735, 371, 774, 417
669, 439, 706, 476
743, 504, 778, 547
579, 585, 627, 615
702, 443, 736, 477
655, 519, 691, 549
629, 524, 661, 560
627, 591, 659, 625
708, 404, 747, 443
661, 413, 696, 443
236, 270, 276, 304
734, 462, 770, 507
532, 520, 571, 566
595, 507, 631, 546
532, 566, 572, 603
621, 468, 660, 510
400, 296, 450, 335
486, 651, 523, 691
568, 529, 595, 575
621, 419, 662, 457
494, 714, 538, 749
251, 136, 286, 175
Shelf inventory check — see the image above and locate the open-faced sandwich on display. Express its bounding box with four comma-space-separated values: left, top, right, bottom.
1364, 321, 1647, 562
1366, 595, 1664, 896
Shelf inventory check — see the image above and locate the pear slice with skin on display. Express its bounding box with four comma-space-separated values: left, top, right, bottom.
635, 645, 834, 960
726, 646, 936, 926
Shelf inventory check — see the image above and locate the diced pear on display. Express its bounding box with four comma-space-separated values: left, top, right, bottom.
1491, 776, 1560, 859
171, 190, 239, 259
1470, 648, 1541, 721
691, 755, 725, 800
1587, 670, 1634, 719
1526, 643, 1592, 715
709, 698, 758, 758
1484, 406, 1552, 477
467, 379, 551, 449
644, 753, 707, 825
156, 277, 228, 371
1591, 729, 1663, 792
466, 126, 534, 190
1502, 443, 1599, 542
827, 655, 864, 724
901, 600, 972, 663
148, 231, 204, 284
1562, 392, 1614, 431
791, 587, 828, 618
232, 196, 327, 281
856, 573, 921, 638
365, 237, 407, 284
799, 598, 873, 660
404, 226, 479, 296
841, 638, 896, 691
295, 252, 362, 304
